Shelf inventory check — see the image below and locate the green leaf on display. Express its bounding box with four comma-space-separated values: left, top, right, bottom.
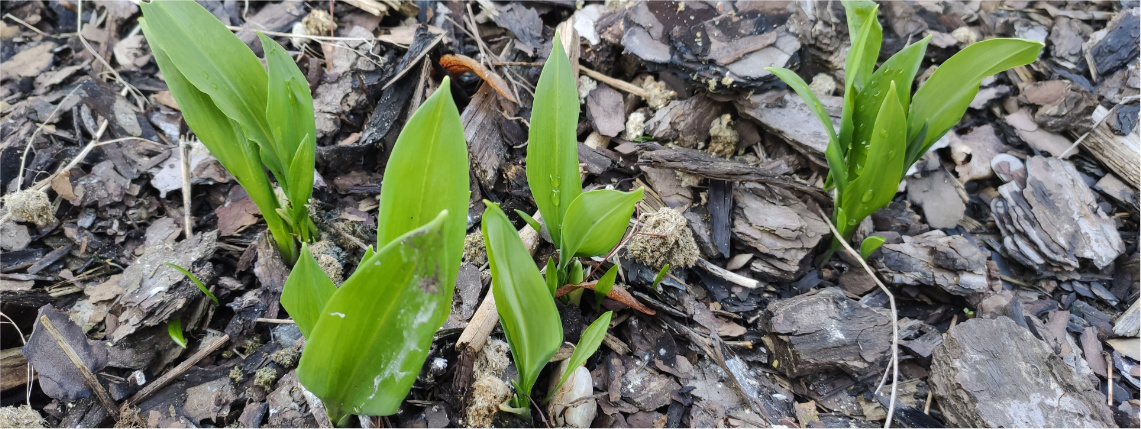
558, 188, 643, 262
141, 9, 296, 262
280, 244, 336, 339
482, 202, 562, 403
260, 32, 318, 241
593, 264, 618, 309
297, 210, 452, 419
765, 67, 848, 192
545, 256, 558, 296
838, 0, 882, 155
838, 82, 907, 241
848, 36, 929, 180
515, 209, 542, 234
163, 262, 218, 305
527, 30, 582, 248
651, 264, 670, 292
168, 319, 187, 348
860, 235, 886, 259
907, 38, 1043, 168
551, 311, 612, 399
375, 76, 469, 321
138, 1, 274, 162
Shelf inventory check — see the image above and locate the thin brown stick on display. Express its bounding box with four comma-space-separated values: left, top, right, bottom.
580, 66, 649, 99
39, 315, 119, 417
923, 388, 934, 414
1106, 353, 1114, 406
814, 207, 898, 429
127, 334, 229, 406
179, 138, 193, 238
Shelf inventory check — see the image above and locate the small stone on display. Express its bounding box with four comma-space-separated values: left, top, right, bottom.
3, 188, 56, 227
808, 73, 836, 98
642, 76, 677, 110
462, 232, 487, 266
626, 208, 700, 269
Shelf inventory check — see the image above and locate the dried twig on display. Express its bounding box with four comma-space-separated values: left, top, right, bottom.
580, 66, 648, 99
813, 206, 898, 429
178, 138, 193, 238
38, 315, 119, 417
127, 334, 229, 406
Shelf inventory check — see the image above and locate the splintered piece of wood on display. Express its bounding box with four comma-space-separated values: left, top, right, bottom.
455, 212, 541, 354
1064, 102, 1139, 188
39, 316, 118, 417
581, 66, 649, 99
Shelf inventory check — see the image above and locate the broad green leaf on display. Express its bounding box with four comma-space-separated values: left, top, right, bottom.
482, 203, 562, 402
138, 1, 275, 165
558, 188, 643, 262
280, 244, 336, 339
168, 319, 187, 348
907, 38, 1043, 167
551, 311, 612, 398
838, 0, 882, 155
298, 211, 452, 419
163, 262, 218, 305
515, 209, 542, 234
651, 264, 670, 292
594, 264, 618, 308
142, 14, 295, 262
848, 36, 929, 180
261, 32, 318, 240
860, 235, 886, 259
839, 82, 907, 240
375, 77, 469, 323
527, 30, 582, 248
765, 67, 848, 191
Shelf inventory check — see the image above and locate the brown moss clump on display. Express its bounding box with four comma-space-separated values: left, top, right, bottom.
254, 367, 278, 391
3, 188, 55, 227
627, 207, 699, 268
707, 113, 739, 158
272, 348, 300, 368
308, 240, 345, 283
462, 232, 487, 266
642, 76, 677, 110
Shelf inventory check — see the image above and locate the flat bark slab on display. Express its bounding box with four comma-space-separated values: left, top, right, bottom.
930, 316, 1115, 428
873, 230, 991, 301
761, 288, 892, 378
991, 156, 1125, 274
733, 183, 828, 281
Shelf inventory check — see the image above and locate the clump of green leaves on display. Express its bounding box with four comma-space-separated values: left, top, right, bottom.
140, 1, 318, 264
483, 33, 639, 418
280, 80, 469, 423
766, 0, 1042, 255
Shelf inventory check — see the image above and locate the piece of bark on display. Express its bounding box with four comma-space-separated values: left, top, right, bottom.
735, 91, 843, 158
586, 84, 625, 137
930, 317, 1115, 428
0, 348, 30, 392
1079, 102, 1140, 188
1005, 109, 1073, 157
907, 167, 966, 229
640, 167, 693, 208
1114, 299, 1140, 338
462, 82, 517, 188
637, 144, 792, 182
991, 156, 1125, 274
762, 288, 892, 377
709, 180, 732, 258
873, 230, 991, 301
950, 124, 1013, 183
1021, 80, 1098, 133
235, 1, 305, 53
1088, 7, 1140, 79
643, 95, 722, 148
23, 306, 109, 402
108, 231, 218, 343
733, 183, 829, 281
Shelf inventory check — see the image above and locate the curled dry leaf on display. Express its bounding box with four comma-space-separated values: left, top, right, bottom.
555, 281, 655, 316
439, 53, 518, 104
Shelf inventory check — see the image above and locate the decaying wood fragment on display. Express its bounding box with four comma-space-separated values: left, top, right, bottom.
873, 230, 992, 303
732, 183, 829, 281
1069, 101, 1140, 188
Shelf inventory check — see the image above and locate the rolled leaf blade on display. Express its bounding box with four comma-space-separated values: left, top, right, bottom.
839, 82, 907, 240
260, 32, 317, 236
838, 0, 882, 155
860, 235, 886, 259
297, 211, 452, 418
482, 203, 562, 400
526, 30, 582, 247
280, 243, 336, 339
848, 36, 929, 180
558, 188, 643, 261
594, 264, 618, 307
